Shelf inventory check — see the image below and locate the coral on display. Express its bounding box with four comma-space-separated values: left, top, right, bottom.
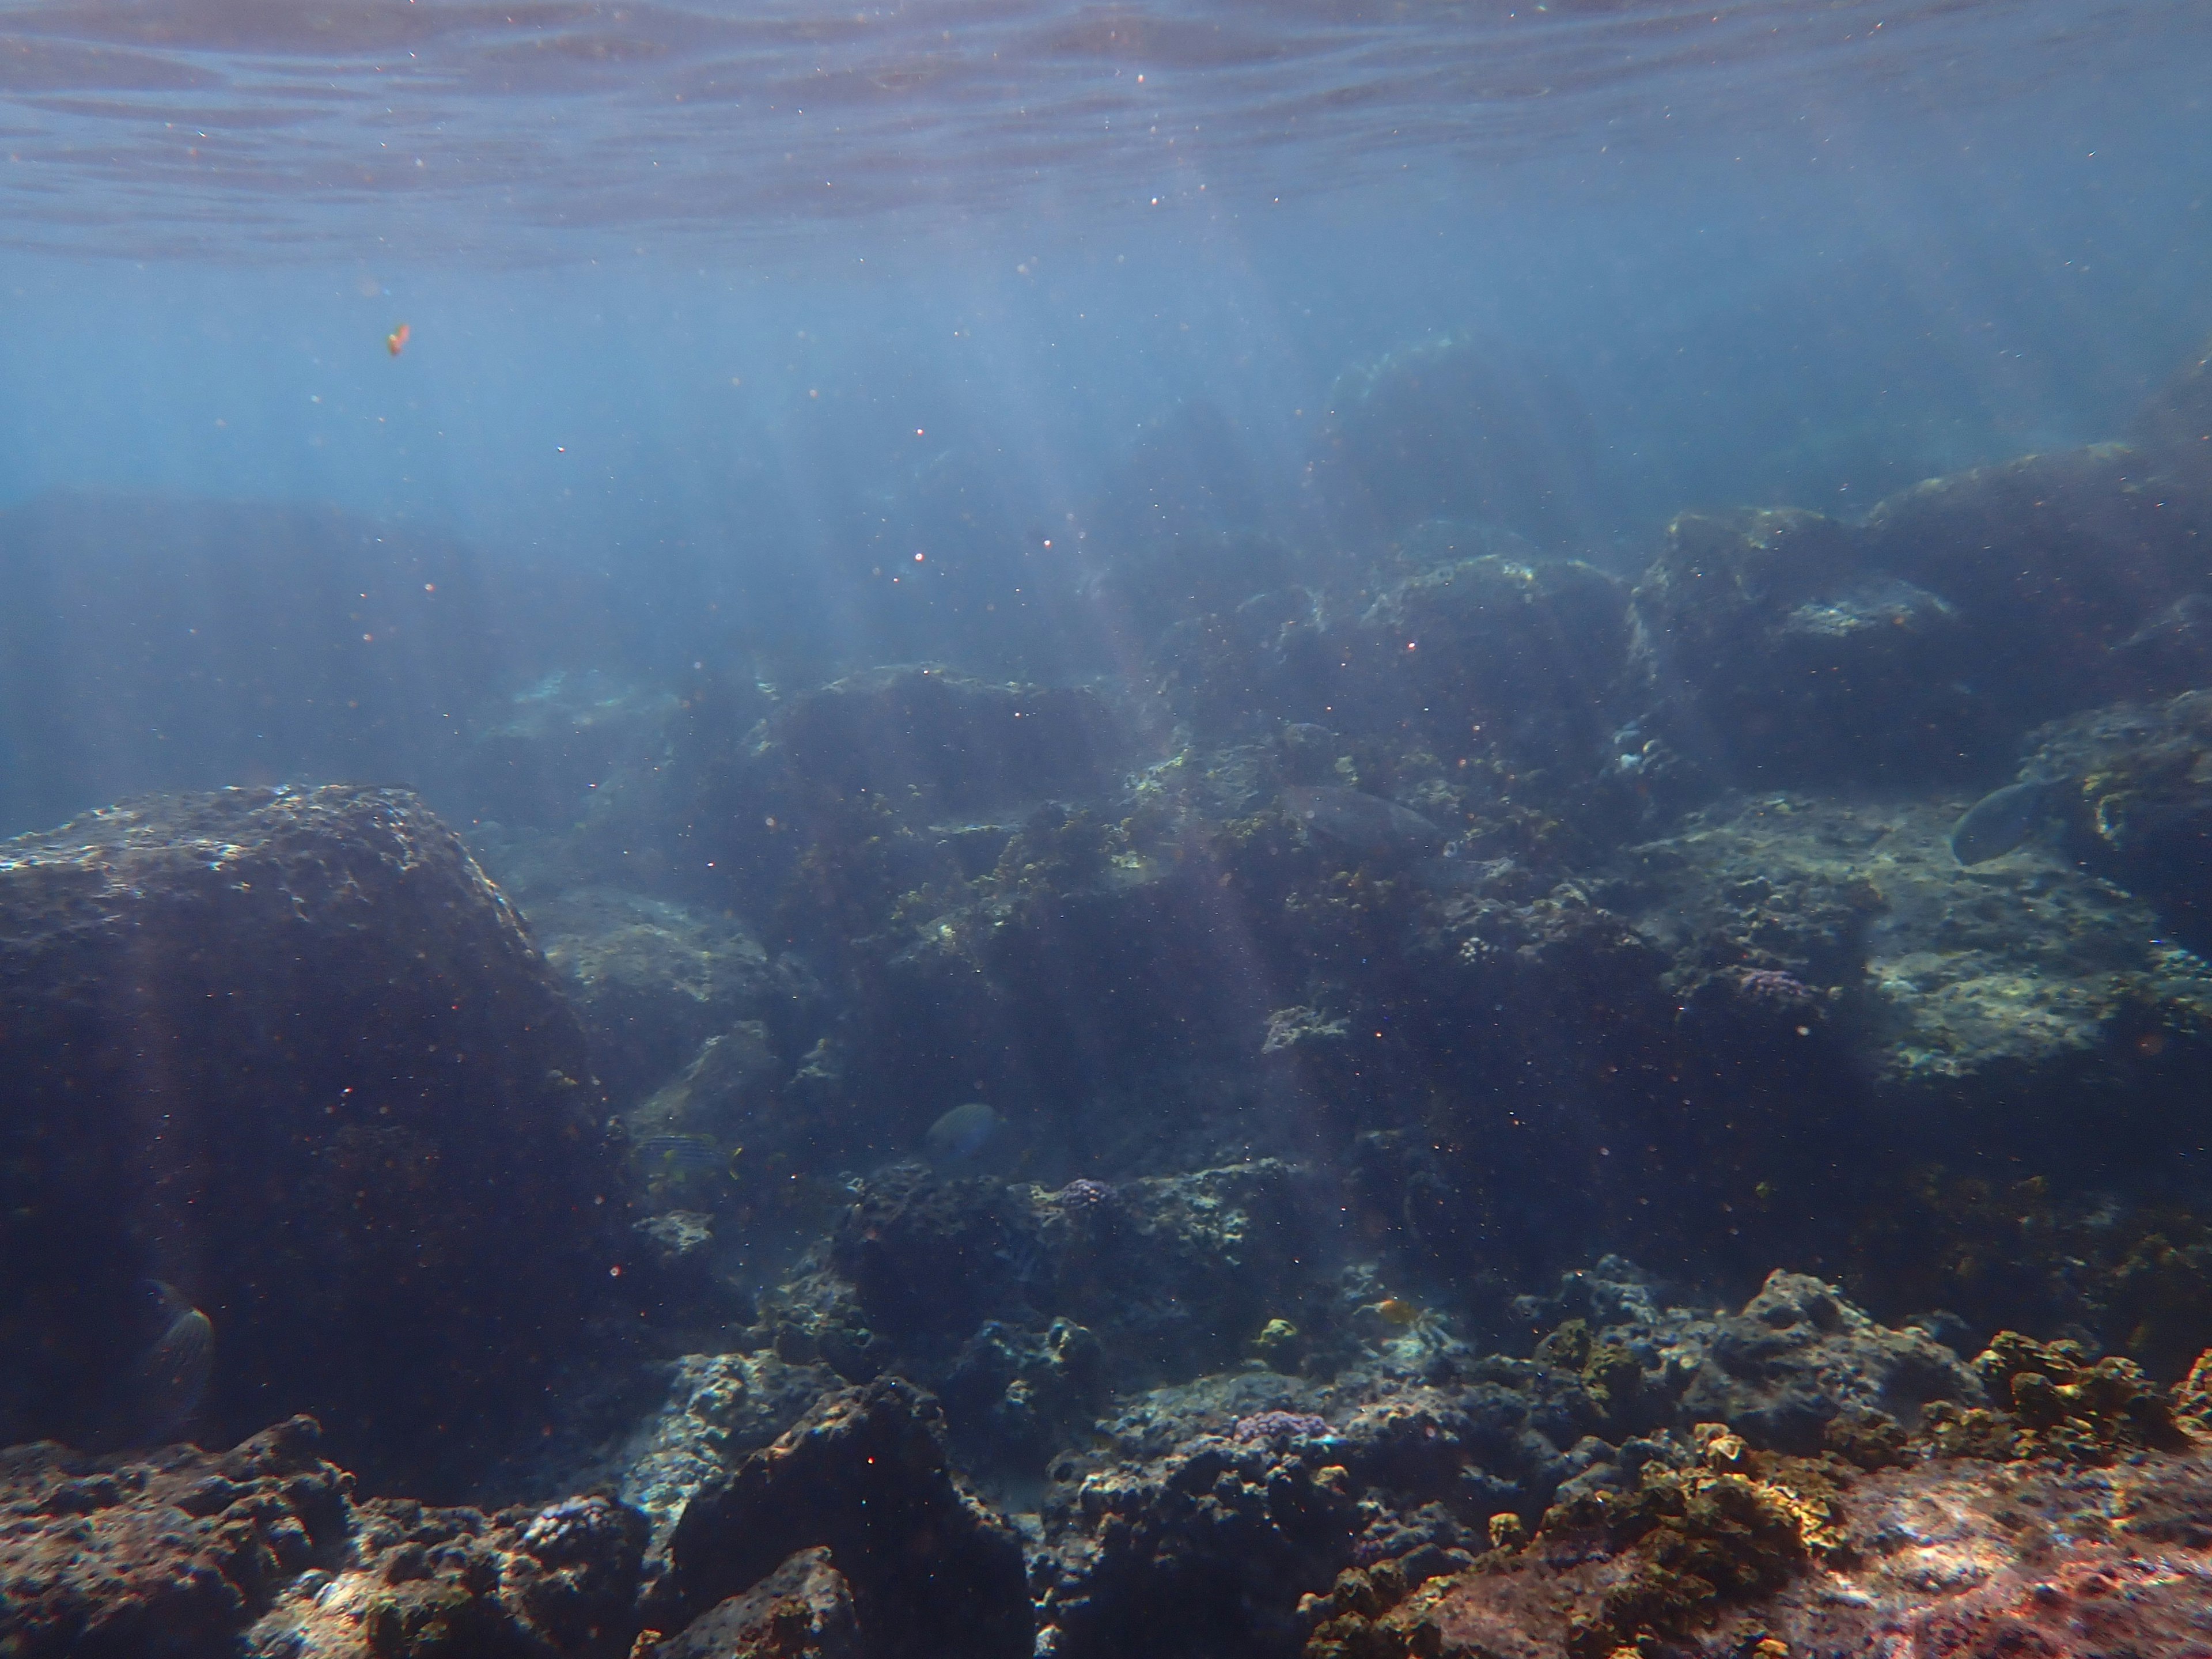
1919, 1331, 2196, 1464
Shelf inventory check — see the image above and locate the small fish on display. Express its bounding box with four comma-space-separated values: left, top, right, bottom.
1949, 778, 2067, 866
1372, 1297, 1422, 1328
2113, 593, 2212, 652
118, 1280, 213, 1445
386, 321, 410, 357
924, 1101, 1002, 1165
632, 1134, 722, 1174
1282, 785, 1444, 855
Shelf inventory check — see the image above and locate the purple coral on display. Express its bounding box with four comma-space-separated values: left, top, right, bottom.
1051, 1178, 1117, 1209
1734, 967, 1821, 1010
1232, 1410, 1334, 1445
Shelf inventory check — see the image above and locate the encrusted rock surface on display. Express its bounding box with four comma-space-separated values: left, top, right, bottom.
642, 1547, 859, 1659
0, 785, 630, 1492
0, 1416, 347, 1659
1338, 1438, 2212, 1659
655, 1379, 1032, 1659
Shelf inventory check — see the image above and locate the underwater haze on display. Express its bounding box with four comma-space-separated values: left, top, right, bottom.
6, 3, 2212, 1657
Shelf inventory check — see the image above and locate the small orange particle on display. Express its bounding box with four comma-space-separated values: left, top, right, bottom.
386, 321, 410, 357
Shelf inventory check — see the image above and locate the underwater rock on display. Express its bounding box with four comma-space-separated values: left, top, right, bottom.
1335, 551, 1636, 775
1920, 1331, 2196, 1465
249, 1487, 648, 1659
1348, 1437, 2212, 1659
805, 1161, 1335, 1404
1152, 581, 1334, 738
618, 1350, 847, 1596
645, 1547, 859, 1659
656, 1378, 1031, 1659
1862, 442, 2207, 715
1678, 1272, 1983, 1455
1603, 789, 2212, 1189
0, 1415, 348, 1659
0, 785, 629, 1494
528, 886, 810, 1106
751, 664, 1137, 824
1629, 506, 1992, 786
2127, 327, 2212, 486
1033, 1364, 1585, 1659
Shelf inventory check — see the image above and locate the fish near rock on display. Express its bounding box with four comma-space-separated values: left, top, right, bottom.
1281, 785, 1444, 857
924, 1101, 1003, 1167
2114, 593, 2212, 654
1949, 778, 2068, 866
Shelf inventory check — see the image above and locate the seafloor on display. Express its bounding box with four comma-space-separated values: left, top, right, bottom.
5, 335, 2212, 1657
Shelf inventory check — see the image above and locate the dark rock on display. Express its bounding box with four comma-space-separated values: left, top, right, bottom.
529, 887, 812, 1106
0, 1415, 347, 1659
1680, 1271, 1983, 1454
1861, 443, 2206, 718
248, 1486, 647, 1658
657, 1379, 1030, 1659
1630, 506, 1991, 785
649, 1547, 859, 1659
1336, 552, 1635, 773
0, 785, 629, 1493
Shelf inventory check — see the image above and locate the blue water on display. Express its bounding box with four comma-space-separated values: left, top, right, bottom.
2, 1, 2206, 627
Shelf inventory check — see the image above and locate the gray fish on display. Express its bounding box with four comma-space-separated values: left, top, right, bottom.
1282, 785, 1443, 855
632, 1134, 723, 1173
2114, 593, 2212, 652
1949, 778, 2067, 866
121, 1280, 213, 1444
925, 1101, 1002, 1165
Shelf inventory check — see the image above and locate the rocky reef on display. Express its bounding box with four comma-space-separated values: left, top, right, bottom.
10, 332, 2212, 1656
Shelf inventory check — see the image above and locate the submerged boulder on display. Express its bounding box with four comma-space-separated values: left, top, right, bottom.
657, 1379, 1031, 1659
0, 785, 629, 1494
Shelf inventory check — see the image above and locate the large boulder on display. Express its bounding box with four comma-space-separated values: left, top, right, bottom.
0, 785, 630, 1493
657, 1380, 1031, 1659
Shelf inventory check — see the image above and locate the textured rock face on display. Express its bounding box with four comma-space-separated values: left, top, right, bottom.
0, 1415, 349, 1659
1629, 442, 2212, 789
1679, 1272, 1984, 1454
245, 1488, 648, 1659
0, 785, 630, 1492
527, 884, 812, 1105
647, 1548, 859, 1659
658, 1380, 1031, 1659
